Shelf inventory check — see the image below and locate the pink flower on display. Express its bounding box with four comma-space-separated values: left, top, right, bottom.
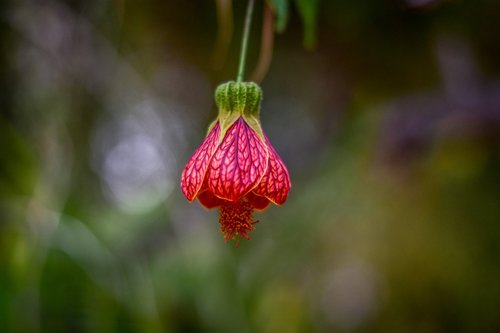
180, 81, 291, 244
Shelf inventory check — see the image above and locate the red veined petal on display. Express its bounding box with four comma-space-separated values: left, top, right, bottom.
180, 123, 221, 201
253, 135, 291, 205
246, 192, 271, 211
208, 117, 268, 201
198, 190, 226, 209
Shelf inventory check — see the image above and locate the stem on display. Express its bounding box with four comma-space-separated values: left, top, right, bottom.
236, 0, 256, 82
212, 0, 233, 69
250, 3, 274, 83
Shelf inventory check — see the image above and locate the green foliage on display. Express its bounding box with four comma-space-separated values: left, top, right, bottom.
0, 120, 36, 198
267, 0, 289, 33
294, 0, 320, 48
268, 0, 320, 48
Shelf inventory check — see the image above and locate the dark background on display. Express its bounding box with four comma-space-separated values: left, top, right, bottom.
1, 0, 500, 332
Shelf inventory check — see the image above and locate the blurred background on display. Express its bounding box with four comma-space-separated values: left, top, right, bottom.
1, 0, 500, 332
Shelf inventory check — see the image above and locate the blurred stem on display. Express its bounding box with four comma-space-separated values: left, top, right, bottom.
250, 3, 274, 83
237, 0, 256, 82
212, 0, 233, 69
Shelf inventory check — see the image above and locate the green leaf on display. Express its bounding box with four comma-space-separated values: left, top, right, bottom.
294, 0, 319, 49
267, 0, 289, 33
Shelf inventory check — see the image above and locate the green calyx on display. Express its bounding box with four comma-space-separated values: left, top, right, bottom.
214, 81, 264, 139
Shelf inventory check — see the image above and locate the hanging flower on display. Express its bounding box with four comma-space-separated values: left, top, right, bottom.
180, 81, 291, 245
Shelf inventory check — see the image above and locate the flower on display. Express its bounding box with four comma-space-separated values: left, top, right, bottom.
180, 81, 291, 244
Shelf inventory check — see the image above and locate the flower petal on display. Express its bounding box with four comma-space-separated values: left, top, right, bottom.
208, 117, 268, 201
253, 135, 291, 205
180, 123, 221, 201
198, 190, 226, 209
246, 192, 271, 210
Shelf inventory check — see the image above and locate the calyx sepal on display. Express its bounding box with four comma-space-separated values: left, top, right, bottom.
215, 81, 264, 140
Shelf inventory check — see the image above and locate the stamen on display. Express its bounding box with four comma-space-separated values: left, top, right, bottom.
219, 197, 256, 245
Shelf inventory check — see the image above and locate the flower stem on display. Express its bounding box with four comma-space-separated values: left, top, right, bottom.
236, 0, 256, 82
